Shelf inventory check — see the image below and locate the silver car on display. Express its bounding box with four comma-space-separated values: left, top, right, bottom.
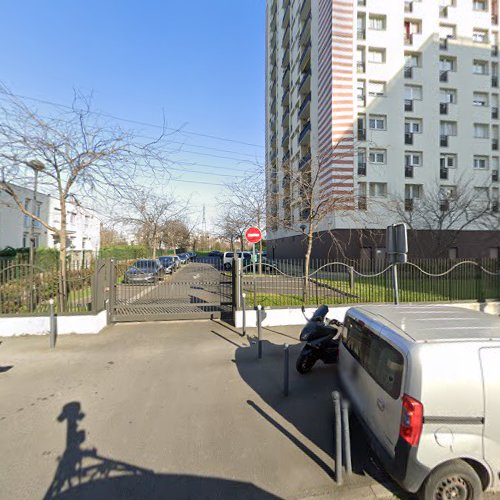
339, 304, 500, 499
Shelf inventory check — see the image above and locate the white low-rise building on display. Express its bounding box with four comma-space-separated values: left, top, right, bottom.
0, 184, 101, 256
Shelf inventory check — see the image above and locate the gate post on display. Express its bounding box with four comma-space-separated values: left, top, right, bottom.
107, 259, 115, 324
233, 258, 242, 310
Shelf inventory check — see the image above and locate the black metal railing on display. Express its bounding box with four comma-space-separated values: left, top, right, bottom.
405, 132, 413, 145
405, 99, 413, 111
357, 162, 367, 176
440, 102, 448, 114
440, 38, 448, 50
440, 167, 449, 180
440, 134, 449, 147
405, 165, 414, 178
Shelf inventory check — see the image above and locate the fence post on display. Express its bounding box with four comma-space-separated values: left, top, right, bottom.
392, 263, 400, 305
49, 298, 57, 349
107, 259, 115, 324
257, 305, 263, 359
349, 266, 354, 290
241, 292, 247, 336
233, 258, 242, 310
476, 259, 484, 302
341, 399, 352, 475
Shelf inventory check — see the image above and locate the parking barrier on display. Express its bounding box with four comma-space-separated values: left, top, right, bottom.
283, 344, 289, 396
49, 298, 56, 349
342, 398, 352, 475
257, 305, 262, 359
332, 391, 343, 484
241, 292, 247, 337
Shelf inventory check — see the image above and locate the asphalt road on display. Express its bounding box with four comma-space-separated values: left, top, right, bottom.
0, 321, 401, 500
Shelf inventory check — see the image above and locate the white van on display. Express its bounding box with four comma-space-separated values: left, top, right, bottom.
339, 304, 500, 499
222, 251, 252, 270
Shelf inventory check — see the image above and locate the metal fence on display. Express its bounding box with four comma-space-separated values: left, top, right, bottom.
240, 258, 500, 308
0, 258, 108, 316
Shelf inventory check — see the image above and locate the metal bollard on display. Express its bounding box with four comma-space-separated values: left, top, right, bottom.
342, 398, 352, 475
49, 298, 56, 349
241, 292, 247, 337
332, 391, 343, 484
283, 344, 289, 396
257, 305, 262, 359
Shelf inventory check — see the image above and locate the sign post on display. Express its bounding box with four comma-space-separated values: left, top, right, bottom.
245, 227, 263, 309
386, 223, 408, 305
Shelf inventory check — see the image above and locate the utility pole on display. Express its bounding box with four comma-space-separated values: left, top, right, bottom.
202, 204, 208, 250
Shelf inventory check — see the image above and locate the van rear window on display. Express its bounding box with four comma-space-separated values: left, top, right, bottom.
343, 317, 404, 399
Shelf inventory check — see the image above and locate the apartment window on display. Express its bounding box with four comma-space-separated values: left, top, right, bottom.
358, 182, 367, 197
473, 60, 489, 74
449, 248, 458, 259
405, 151, 422, 166
405, 84, 422, 100
474, 123, 489, 138
368, 14, 386, 30
473, 0, 487, 11
440, 88, 457, 103
440, 154, 457, 168
405, 20, 422, 35
369, 114, 386, 130
405, 118, 422, 133
368, 48, 385, 63
473, 91, 489, 106
369, 149, 386, 164
405, 184, 423, 199
369, 182, 387, 197
440, 121, 457, 136
368, 81, 385, 96
440, 56, 456, 72
473, 155, 489, 169
489, 247, 499, 259
405, 52, 421, 67
439, 24, 456, 39
473, 29, 489, 43
357, 80, 366, 102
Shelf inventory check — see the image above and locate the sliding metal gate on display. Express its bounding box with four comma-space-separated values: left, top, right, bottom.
109, 259, 233, 322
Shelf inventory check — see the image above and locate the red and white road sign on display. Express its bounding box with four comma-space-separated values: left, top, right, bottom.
245, 227, 262, 244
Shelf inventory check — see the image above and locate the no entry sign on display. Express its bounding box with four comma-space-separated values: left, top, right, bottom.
245, 227, 262, 244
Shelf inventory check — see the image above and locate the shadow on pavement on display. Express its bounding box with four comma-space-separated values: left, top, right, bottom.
44, 401, 279, 500
0, 365, 13, 373
235, 337, 406, 497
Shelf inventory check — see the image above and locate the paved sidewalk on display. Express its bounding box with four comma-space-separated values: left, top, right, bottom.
0, 320, 400, 499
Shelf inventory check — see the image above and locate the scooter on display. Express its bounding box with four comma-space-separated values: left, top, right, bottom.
296, 305, 342, 374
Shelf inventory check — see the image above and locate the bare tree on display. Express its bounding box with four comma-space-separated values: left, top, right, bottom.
268, 143, 358, 300
0, 86, 170, 309
120, 191, 188, 258
160, 219, 192, 252
100, 226, 127, 247
215, 205, 248, 252
386, 180, 494, 257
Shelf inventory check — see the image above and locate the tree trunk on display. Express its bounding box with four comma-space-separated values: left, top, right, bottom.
240, 236, 244, 251
302, 225, 314, 303
58, 210, 68, 314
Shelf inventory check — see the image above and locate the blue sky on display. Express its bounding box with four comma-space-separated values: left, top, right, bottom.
0, 0, 266, 228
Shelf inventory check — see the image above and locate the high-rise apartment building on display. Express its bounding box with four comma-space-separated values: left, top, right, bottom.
266, 0, 500, 259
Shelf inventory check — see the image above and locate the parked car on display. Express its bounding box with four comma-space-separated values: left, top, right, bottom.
123, 259, 165, 284
222, 251, 252, 270
177, 253, 189, 265
339, 304, 500, 499
208, 250, 223, 258
158, 256, 176, 273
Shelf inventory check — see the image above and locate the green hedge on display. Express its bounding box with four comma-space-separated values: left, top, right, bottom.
98, 245, 149, 260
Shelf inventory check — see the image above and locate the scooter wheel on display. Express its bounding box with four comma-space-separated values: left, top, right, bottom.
296, 352, 317, 374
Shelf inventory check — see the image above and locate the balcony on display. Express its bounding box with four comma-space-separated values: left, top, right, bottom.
405, 165, 414, 178
404, 99, 413, 112
358, 128, 366, 141
357, 29, 366, 41
405, 198, 414, 211
358, 196, 367, 210
299, 94, 311, 119
440, 134, 449, 147
439, 5, 448, 18
440, 199, 450, 212
404, 66, 413, 78
493, 14, 499, 25
300, 0, 311, 20
357, 61, 366, 74
439, 38, 448, 50
300, 14, 311, 46
404, 1, 413, 13
493, 76, 499, 88
281, 110, 289, 127
405, 132, 413, 145
492, 45, 499, 57
282, 67, 290, 87
281, 3, 290, 28
357, 162, 367, 176
440, 102, 448, 115
300, 43, 312, 70
282, 151, 290, 163
440, 70, 449, 82
358, 94, 366, 107
281, 90, 289, 106
299, 70, 311, 94
299, 152, 311, 170
281, 175, 290, 189
281, 26, 290, 49
299, 122, 311, 145
281, 131, 290, 147
281, 49, 289, 68
493, 107, 499, 119
357, 0, 366, 5
493, 139, 499, 150
271, 184, 279, 195
440, 167, 449, 180
270, 170, 278, 181
493, 170, 499, 182
404, 33, 413, 46
492, 201, 499, 213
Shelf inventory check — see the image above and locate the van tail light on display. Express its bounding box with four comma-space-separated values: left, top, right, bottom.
399, 394, 423, 447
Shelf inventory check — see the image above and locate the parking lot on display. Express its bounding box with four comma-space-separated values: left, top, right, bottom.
1, 320, 399, 500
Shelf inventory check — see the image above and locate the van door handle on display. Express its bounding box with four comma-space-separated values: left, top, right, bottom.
377, 398, 385, 412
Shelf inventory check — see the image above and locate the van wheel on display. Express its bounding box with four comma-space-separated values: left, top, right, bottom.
419, 460, 483, 500
224, 263, 232, 271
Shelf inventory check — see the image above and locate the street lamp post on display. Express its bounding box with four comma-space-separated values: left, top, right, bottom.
27, 160, 45, 312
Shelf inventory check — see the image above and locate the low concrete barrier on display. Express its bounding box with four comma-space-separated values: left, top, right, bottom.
0, 310, 107, 337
